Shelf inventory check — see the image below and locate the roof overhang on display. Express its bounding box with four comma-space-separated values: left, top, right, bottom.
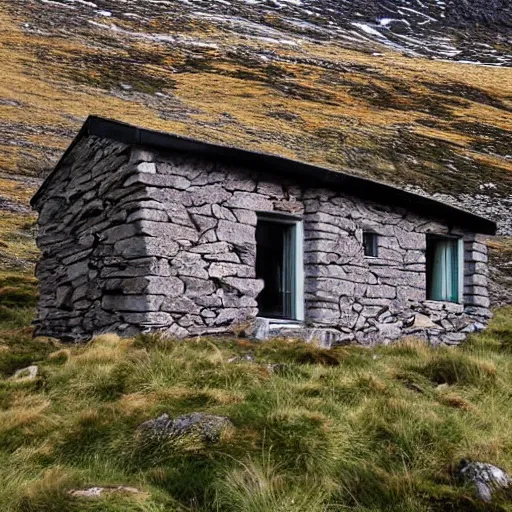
31, 115, 497, 235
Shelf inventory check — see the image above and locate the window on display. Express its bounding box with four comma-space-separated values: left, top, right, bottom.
426, 235, 463, 303
255, 214, 304, 321
363, 232, 378, 257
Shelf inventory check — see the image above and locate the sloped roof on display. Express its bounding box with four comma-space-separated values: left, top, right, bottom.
32, 115, 497, 235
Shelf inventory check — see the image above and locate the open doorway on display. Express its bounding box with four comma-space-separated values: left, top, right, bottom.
255, 214, 304, 321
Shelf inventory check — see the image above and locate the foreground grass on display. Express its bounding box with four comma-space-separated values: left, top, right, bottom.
1, 286, 512, 511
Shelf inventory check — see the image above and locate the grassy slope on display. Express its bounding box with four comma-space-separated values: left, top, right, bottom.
1, 243, 512, 511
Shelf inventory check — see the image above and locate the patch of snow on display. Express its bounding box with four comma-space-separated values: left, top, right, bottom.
397, 6, 437, 22
351, 22, 386, 38
40, 0, 76, 8
87, 20, 219, 48
254, 36, 298, 46
63, 0, 98, 6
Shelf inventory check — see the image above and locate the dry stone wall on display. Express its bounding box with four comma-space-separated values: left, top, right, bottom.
33, 137, 492, 345
33, 136, 151, 339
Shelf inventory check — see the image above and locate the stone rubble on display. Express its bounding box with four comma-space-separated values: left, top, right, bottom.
32, 136, 492, 345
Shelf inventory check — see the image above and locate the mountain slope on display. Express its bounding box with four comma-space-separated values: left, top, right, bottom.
0, 0, 511, 234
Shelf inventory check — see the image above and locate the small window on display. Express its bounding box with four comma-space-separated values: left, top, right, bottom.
426, 235, 463, 303
363, 232, 378, 257
255, 215, 304, 321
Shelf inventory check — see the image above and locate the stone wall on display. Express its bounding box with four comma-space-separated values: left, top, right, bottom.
33, 137, 492, 344
33, 136, 146, 339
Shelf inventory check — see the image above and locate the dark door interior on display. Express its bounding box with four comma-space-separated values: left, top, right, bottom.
255, 220, 293, 319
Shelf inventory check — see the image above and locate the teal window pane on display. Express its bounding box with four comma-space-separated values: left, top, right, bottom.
427, 236, 460, 302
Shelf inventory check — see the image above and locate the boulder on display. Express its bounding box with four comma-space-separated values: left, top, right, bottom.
69, 486, 142, 498
11, 365, 39, 381
138, 412, 233, 444
458, 460, 510, 502
266, 362, 290, 374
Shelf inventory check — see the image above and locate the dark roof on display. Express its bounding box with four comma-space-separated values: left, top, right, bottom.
32, 115, 497, 235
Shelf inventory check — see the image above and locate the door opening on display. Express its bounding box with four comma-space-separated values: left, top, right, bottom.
255, 215, 304, 321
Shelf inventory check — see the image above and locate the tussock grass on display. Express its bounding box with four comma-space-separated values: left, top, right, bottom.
0, 303, 512, 510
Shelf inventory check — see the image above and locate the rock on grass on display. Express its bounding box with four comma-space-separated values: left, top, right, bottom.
458, 460, 510, 502
138, 412, 233, 444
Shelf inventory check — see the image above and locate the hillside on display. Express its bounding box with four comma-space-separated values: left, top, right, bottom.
1, 0, 512, 232
0, 3, 512, 506
1, 266, 512, 511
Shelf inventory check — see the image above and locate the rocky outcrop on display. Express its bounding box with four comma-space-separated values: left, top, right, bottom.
69, 486, 142, 499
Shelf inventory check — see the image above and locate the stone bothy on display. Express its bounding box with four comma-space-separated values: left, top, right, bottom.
31, 116, 496, 346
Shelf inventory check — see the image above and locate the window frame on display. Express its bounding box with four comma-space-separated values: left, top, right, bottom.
426, 234, 464, 304
255, 212, 305, 322
363, 231, 379, 258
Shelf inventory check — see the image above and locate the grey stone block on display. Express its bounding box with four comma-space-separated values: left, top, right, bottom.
100, 223, 139, 244
190, 242, 232, 254
217, 220, 255, 244
102, 294, 163, 312
394, 230, 425, 250
465, 250, 488, 263
189, 184, 232, 206
67, 261, 90, 281
366, 285, 396, 299
465, 295, 491, 308
209, 262, 254, 279
464, 274, 487, 287
204, 252, 240, 263
191, 214, 217, 234
232, 208, 257, 226
127, 209, 169, 223
170, 252, 208, 279
225, 191, 273, 210
464, 285, 489, 297
161, 296, 201, 314
139, 220, 199, 242
223, 277, 264, 298
182, 277, 216, 298
212, 204, 236, 221
137, 161, 156, 174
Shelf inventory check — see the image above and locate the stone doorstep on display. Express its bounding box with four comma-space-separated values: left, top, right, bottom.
250, 317, 303, 340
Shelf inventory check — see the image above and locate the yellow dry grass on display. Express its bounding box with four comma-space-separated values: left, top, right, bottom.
1, 5, 511, 195
0, 178, 37, 204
